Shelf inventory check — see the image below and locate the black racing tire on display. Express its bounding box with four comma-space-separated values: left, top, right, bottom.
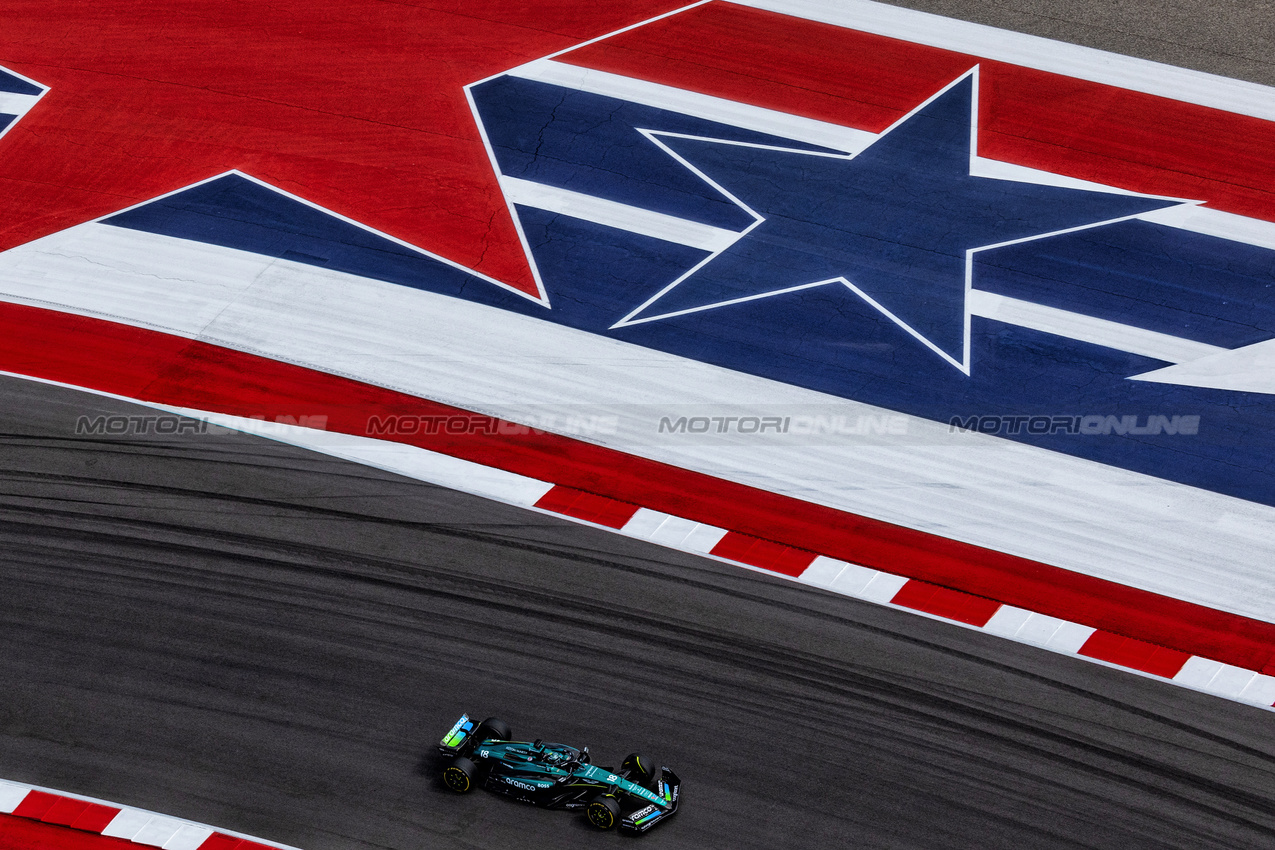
474, 716, 511, 743
443, 756, 478, 793
586, 794, 621, 830
621, 752, 658, 790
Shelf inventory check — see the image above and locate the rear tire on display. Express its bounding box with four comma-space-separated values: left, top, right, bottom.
586, 794, 621, 830
443, 756, 477, 794
474, 716, 511, 743
621, 752, 658, 790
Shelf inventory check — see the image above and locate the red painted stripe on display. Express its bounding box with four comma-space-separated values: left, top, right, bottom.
11, 791, 58, 820
890, 580, 1002, 627
710, 532, 816, 576
68, 805, 120, 834
5, 302, 1275, 675
200, 835, 247, 850
559, 2, 1275, 223
38, 798, 90, 827
1079, 631, 1192, 678
0, 813, 136, 850
534, 485, 639, 529
563, 3, 973, 134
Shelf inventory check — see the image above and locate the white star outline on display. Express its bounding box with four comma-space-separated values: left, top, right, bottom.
609, 66, 1195, 375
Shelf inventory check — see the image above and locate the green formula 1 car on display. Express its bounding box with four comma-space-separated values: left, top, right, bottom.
438, 713, 680, 833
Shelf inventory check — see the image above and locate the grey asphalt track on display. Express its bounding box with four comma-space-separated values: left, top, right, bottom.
880, 0, 1275, 87
4, 3, 1275, 849
1, 376, 1274, 850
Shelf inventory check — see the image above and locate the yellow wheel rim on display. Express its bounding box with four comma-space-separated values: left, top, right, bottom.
444, 767, 470, 792
588, 802, 615, 829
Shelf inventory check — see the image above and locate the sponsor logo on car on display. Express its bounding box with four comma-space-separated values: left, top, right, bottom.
440, 715, 471, 748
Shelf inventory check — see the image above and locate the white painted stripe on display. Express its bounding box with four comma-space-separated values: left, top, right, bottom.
1139, 204, 1275, 250
796, 555, 850, 588
680, 522, 729, 553
0, 780, 29, 814
728, 0, 1275, 121
972, 158, 1157, 196
830, 563, 889, 597
1202, 662, 1260, 698
102, 809, 153, 840
1173, 655, 1228, 690
508, 58, 873, 154
501, 159, 1181, 258
5, 225, 1275, 627
649, 515, 728, 552
982, 606, 1034, 639
1130, 336, 1275, 394
621, 509, 730, 552
1046, 621, 1099, 654
968, 290, 1225, 364
1014, 612, 1074, 648
0, 91, 38, 116
1237, 673, 1275, 707
855, 572, 909, 604
499, 176, 739, 252
985, 607, 1097, 652
620, 507, 670, 538
1014, 614, 1076, 647
132, 816, 185, 847
162, 825, 214, 850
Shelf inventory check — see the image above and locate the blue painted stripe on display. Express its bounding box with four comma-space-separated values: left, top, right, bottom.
0, 114, 15, 134
0, 69, 41, 96
976, 220, 1275, 348
469, 75, 839, 232
103, 174, 483, 299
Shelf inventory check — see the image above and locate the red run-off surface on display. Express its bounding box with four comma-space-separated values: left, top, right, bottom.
5, 304, 1269, 688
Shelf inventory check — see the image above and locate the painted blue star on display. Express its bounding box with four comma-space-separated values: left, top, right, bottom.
613, 69, 1181, 372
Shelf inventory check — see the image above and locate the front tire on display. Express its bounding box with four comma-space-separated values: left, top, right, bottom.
586, 795, 621, 830
443, 756, 477, 793
473, 716, 511, 743
621, 752, 658, 790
